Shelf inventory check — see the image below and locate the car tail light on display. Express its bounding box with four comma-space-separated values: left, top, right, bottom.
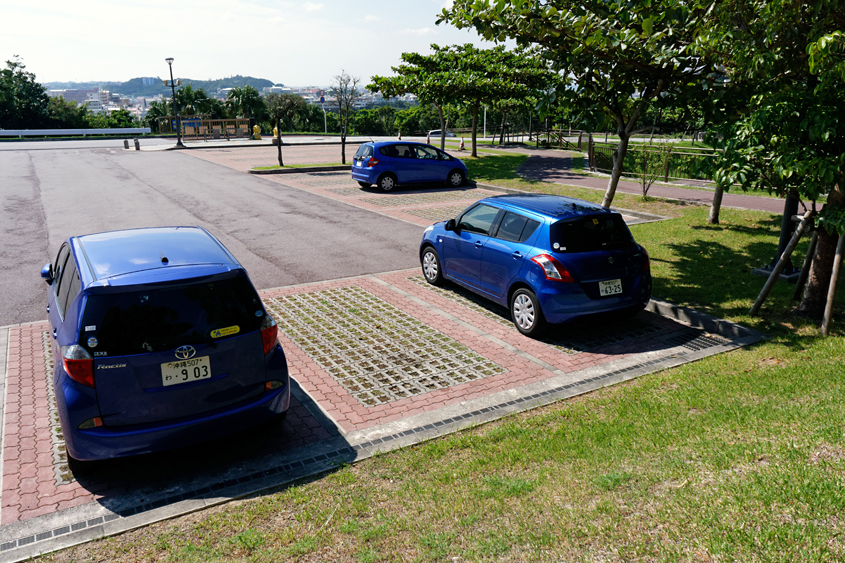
531, 254, 575, 282
61, 345, 94, 387
367, 157, 380, 167
260, 314, 278, 355
643, 248, 650, 271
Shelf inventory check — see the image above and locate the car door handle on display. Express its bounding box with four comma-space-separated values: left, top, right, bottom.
474, 240, 484, 248
52, 328, 57, 339
46, 305, 50, 313
511, 251, 522, 259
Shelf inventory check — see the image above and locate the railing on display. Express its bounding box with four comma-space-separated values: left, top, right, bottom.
0, 128, 151, 138
156, 117, 251, 140
591, 142, 719, 182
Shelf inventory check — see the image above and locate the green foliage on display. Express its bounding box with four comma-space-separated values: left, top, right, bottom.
46, 96, 87, 128
84, 108, 140, 129
226, 85, 267, 120
44, 75, 274, 98
0, 56, 50, 128
266, 93, 306, 132
173, 85, 213, 116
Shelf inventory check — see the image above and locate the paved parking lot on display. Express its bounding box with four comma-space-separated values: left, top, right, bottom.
0, 147, 763, 561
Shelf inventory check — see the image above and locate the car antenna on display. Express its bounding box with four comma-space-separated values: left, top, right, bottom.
160, 252, 169, 264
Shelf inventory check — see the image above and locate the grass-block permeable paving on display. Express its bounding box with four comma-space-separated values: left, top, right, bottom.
404, 205, 469, 222
327, 187, 367, 197
362, 190, 489, 207
408, 276, 665, 354
264, 286, 506, 406
295, 172, 355, 187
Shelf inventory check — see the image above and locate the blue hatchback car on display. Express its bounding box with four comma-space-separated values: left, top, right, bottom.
40, 227, 290, 468
419, 194, 652, 336
351, 141, 469, 191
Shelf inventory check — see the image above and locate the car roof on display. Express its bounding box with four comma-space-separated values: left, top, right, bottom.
482, 194, 611, 220
73, 226, 239, 283
367, 140, 433, 148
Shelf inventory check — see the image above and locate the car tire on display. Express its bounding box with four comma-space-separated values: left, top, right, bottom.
447, 169, 465, 187
421, 246, 444, 286
357, 181, 371, 188
377, 173, 398, 192
510, 288, 546, 337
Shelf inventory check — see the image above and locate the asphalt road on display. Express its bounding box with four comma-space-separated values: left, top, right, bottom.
0, 145, 424, 327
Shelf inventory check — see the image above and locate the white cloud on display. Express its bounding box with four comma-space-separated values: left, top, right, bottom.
303, 2, 323, 11
363, 15, 382, 23
403, 27, 438, 37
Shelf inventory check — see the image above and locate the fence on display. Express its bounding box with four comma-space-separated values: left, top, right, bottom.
591, 142, 719, 182
155, 117, 251, 140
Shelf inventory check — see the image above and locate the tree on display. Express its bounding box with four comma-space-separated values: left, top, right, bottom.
47, 96, 88, 129
143, 100, 169, 133
329, 70, 361, 164
0, 56, 50, 129
226, 85, 267, 120
266, 93, 306, 166
699, 0, 845, 319
174, 85, 212, 116
440, 1, 714, 207
371, 44, 553, 156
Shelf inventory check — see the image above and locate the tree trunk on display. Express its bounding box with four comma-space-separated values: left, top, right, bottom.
498, 112, 507, 145
276, 118, 284, 167
708, 184, 724, 224
601, 132, 631, 208
471, 103, 479, 158
341, 116, 347, 165
435, 103, 446, 151
797, 185, 845, 318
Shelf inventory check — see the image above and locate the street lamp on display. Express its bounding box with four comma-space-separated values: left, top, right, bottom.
164, 57, 185, 148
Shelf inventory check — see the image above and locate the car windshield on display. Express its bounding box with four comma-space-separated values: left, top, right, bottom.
549, 215, 634, 253
80, 275, 265, 356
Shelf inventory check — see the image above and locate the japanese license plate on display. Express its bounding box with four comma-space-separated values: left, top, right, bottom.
598, 279, 623, 296
161, 356, 211, 387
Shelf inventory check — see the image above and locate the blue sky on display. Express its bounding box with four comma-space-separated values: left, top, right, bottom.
2, 0, 508, 86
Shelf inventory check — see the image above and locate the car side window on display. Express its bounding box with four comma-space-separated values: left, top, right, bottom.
60, 261, 81, 319
519, 219, 541, 243
414, 146, 439, 160
53, 245, 70, 297
458, 204, 500, 235
380, 144, 414, 158
436, 149, 453, 161
494, 212, 529, 242
56, 255, 78, 319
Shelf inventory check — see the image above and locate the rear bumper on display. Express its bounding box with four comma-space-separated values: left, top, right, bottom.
62, 345, 291, 461
537, 274, 652, 324
351, 166, 378, 183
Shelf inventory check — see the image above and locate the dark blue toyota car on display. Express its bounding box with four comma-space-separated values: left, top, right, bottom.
419, 194, 652, 336
351, 140, 469, 191
40, 226, 290, 470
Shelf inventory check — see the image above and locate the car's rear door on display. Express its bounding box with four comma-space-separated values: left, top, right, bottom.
82, 274, 269, 426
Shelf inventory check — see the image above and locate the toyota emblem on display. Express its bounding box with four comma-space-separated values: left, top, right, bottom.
175, 345, 196, 360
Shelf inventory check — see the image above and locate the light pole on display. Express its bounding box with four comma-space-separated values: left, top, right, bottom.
164, 57, 185, 148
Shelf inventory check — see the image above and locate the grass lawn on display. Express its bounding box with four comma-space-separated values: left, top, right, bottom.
41, 153, 845, 562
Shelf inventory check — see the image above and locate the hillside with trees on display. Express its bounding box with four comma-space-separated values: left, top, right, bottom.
44, 75, 275, 97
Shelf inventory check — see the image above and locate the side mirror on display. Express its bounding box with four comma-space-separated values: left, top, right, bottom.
41, 263, 53, 285
444, 219, 456, 232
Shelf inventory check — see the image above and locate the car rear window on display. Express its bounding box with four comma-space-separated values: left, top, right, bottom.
550, 215, 634, 253
379, 144, 414, 158
79, 275, 265, 356
354, 144, 373, 159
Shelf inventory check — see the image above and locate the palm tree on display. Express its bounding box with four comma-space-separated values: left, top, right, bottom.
226, 85, 267, 120
174, 85, 212, 115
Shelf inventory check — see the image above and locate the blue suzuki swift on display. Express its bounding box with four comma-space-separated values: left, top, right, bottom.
419, 194, 652, 336
351, 141, 469, 191
40, 227, 290, 469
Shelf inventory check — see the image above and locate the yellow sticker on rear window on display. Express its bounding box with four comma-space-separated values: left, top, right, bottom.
592, 218, 599, 224
211, 326, 240, 339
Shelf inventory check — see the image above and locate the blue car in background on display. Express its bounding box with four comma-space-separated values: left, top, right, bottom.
419, 194, 652, 336
40, 226, 290, 470
352, 141, 469, 192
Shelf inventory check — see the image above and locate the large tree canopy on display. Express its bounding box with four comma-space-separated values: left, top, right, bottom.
698, 0, 845, 318
0, 56, 50, 129
439, 0, 715, 206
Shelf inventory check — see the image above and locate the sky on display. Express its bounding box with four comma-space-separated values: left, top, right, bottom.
2, 0, 509, 87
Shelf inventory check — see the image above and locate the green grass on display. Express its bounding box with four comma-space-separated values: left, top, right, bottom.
41, 152, 845, 563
